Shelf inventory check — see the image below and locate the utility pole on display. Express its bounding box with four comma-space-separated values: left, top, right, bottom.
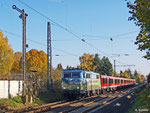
50, 22, 53, 89
47, 22, 50, 90
114, 60, 116, 76
47, 22, 53, 90
12, 5, 28, 97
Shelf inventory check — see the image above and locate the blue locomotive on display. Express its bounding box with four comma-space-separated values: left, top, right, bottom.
62, 69, 101, 98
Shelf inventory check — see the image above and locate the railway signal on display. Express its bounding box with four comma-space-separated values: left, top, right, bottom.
12, 5, 28, 100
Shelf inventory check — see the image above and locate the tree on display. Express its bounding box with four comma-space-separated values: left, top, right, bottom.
78, 53, 97, 71
125, 69, 133, 78
100, 56, 113, 76
0, 30, 14, 75
123, 71, 131, 78
120, 70, 123, 76
133, 70, 139, 82
11, 52, 22, 73
66, 65, 74, 70
93, 54, 102, 73
25, 49, 47, 80
134, 70, 138, 77
127, 0, 150, 59
57, 63, 63, 71
140, 75, 145, 82
53, 67, 63, 89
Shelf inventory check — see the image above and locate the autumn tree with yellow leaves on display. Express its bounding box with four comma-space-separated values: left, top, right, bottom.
25, 49, 47, 80
78, 53, 97, 71
11, 52, 22, 73
0, 30, 14, 75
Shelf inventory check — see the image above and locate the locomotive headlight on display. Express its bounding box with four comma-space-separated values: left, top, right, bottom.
63, 87, 66, 89
77, 87, 79, 89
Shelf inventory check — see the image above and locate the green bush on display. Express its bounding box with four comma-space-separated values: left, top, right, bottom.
12, 96, 23, 103
127, 85, 150, 113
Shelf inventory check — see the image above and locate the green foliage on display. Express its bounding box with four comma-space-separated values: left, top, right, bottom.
12, 96, 23, 103
0, 96, 24, 109
126, 85, 150, 113
78, 53, 113, 76
34, 91, 62, 104
0, 30, 14, 75
93, 54, 102, 73
134, 70, 140, 83
127, 0, 150, 59
100, 56, 113, 76
52, 68, 63, 89
57, 63, 63, 71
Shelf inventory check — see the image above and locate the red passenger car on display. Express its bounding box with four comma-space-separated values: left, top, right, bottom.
100, 74, 135, 92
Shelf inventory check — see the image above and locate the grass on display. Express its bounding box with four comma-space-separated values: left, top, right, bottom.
0, 90, 62, 110
33, 90, 62, 104
126, 84, 150, 113
0, 96, 24, 110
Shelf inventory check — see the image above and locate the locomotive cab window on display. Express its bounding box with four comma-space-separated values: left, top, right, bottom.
64, 73, 71, 78
72, 72, 80, 78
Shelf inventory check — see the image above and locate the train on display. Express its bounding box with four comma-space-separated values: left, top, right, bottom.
62, 69, 136, 98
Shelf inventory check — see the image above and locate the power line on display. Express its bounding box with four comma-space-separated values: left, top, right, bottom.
82, 30, 138, 38
16, 0, 138, 61
11, 1, 133, 65
114, 31, 138, 38
17, 0, 83, 41
0, 28, 129, 65
0, 28, 78, 57
17, 0, 111, 57
51, 37, 136, 41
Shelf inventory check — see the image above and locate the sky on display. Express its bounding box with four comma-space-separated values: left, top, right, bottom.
0, 0, 150, 76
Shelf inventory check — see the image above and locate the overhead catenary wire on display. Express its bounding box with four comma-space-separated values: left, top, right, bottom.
17, 0, 83, 42
82, 30, 139, 38
2, 1, 134, 65
0, 28, 129, 65
0, 28, 78, 57
16, 0, 125, 63
17, 0, 134, 65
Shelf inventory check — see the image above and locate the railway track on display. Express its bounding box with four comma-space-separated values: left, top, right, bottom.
4, 84, 144, 113
5, 93, 104, 113
59, 84, 144, 113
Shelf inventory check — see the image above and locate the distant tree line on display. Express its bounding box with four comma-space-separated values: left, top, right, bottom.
77, 53, 145, 83
0, 30, 146, 86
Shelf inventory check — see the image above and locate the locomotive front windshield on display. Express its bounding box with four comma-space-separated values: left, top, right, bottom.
64, 72, 71, 78
64, 72, 80, 78
62, 71, 81, 90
